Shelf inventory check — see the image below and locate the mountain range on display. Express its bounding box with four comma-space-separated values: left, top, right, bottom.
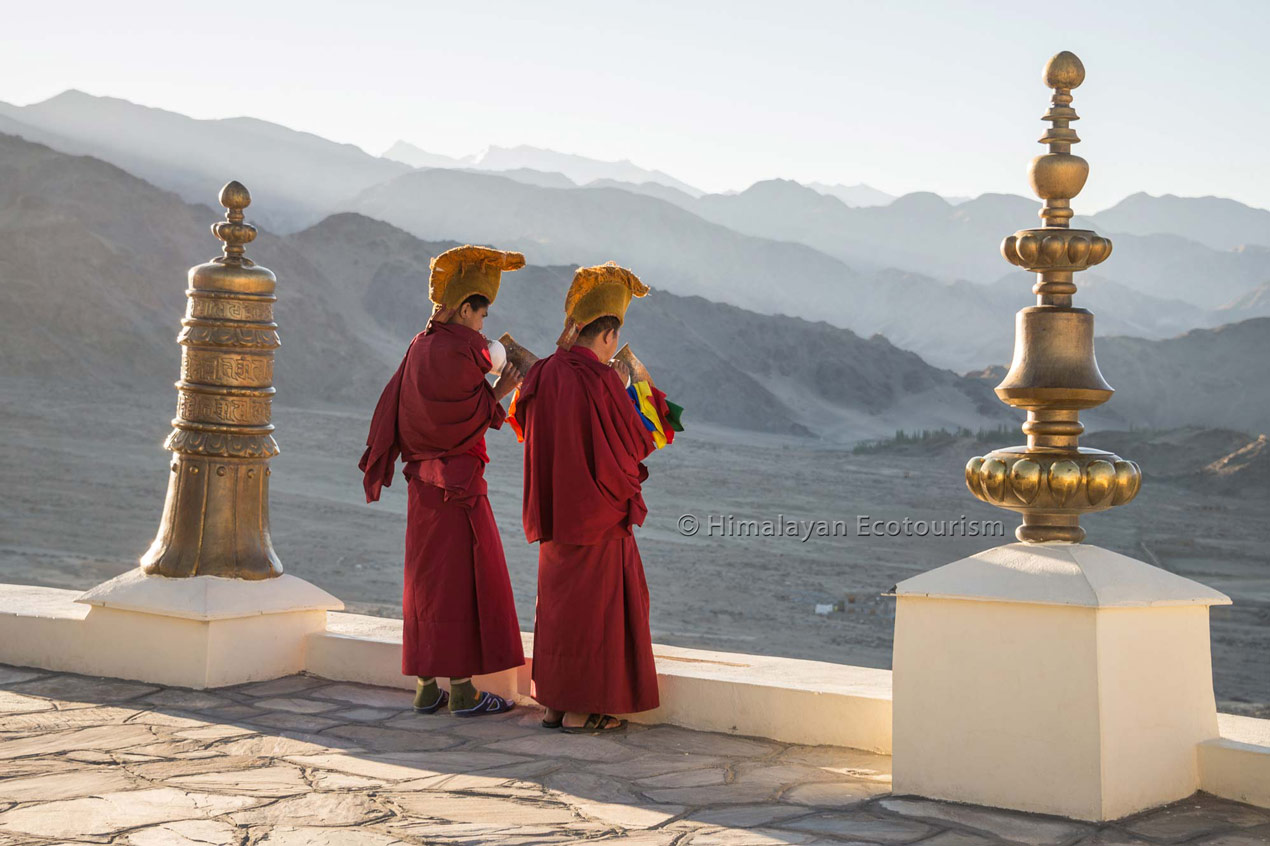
0, 132, 1009, 440
0, 89, 1267, 439
344, 169, 1268, 368
0, 90, 407, 232
806, 182, 898, 207
382, 141, 704, 197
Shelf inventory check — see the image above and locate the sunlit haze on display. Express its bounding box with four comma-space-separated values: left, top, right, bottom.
4, 0, 1268, 210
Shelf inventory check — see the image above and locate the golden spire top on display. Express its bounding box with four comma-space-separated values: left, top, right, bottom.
212, 180, 257, 264
1044, 50, 1085, 93
1002, 51, 1111, 308
1034, 51, 1087, 229
965, 51, 1140, 544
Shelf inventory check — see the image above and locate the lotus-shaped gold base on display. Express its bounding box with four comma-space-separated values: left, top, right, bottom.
966, 447, 1142, 543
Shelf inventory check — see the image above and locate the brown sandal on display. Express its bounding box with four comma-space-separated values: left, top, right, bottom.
562, 713, 627, 734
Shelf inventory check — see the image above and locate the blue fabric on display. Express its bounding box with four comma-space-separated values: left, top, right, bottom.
627, 386, 657, 433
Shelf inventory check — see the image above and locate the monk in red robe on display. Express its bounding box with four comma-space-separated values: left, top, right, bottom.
360, 245, 526, 717
511, 262, 659, 733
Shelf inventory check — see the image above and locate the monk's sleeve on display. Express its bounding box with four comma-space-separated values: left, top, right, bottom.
489, 397, 507, 430
447, 344, 507, 434
359, 356, 407, 503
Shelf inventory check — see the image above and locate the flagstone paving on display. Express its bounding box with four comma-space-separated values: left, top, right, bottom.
0, 665, 1266, 845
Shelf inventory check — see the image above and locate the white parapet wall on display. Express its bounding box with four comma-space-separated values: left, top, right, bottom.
308, 611, 894, 753
1199, 714, 1270, 810
1, 577, 1268, 816
0, 580, 891, 751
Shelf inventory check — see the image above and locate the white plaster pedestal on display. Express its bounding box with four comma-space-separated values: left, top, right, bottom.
65, 570, 344, 689
891, 542, 1231, 822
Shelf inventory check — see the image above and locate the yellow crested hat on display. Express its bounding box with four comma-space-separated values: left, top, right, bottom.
428, 245, 525, 310
563, 262, 649, 331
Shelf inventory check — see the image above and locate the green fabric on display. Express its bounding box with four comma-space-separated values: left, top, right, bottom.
664, 400, 685, 432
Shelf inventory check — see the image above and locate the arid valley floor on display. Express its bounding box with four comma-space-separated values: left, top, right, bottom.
2, 386, 1267, 714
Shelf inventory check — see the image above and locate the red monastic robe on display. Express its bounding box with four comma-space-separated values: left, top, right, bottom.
359, 322, 525, 678
511, 345, 659, 715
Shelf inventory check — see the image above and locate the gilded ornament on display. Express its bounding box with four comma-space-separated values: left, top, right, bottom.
965, 53, 1141, 542
140, 182, 283, 579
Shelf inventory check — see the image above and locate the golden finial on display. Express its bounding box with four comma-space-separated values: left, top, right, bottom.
1044, 50, 1085, 91
966, 52, 1140, 544
212, 180, 257, 264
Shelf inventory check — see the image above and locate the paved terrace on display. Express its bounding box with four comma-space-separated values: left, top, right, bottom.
0, 665, 1266, 846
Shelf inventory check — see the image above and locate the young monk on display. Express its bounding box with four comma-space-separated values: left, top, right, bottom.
510, 262, 659, 733
360, 245, 526, 717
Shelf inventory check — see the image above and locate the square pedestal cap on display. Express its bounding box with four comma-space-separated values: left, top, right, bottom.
891, 543, 1231, 608
76, 569, 344, 621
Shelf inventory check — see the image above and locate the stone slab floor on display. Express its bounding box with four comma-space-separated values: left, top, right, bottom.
0, 665, 1266, 845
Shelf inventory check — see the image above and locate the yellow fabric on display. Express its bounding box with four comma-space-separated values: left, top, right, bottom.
563, 262, 649, 330
634, 380, 667, 449
429, 245, 525, 309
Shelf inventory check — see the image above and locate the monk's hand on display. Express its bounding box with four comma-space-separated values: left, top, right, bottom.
609, 359, 632, 387
492, 361, 522, 401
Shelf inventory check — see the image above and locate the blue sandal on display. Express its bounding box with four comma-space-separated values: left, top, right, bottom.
452, 691, 515, 718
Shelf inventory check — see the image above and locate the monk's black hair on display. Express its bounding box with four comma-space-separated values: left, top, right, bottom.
460, 294, 490, 312
578, 315, 620, 339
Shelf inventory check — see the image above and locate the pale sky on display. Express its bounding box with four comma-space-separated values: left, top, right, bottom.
3, 0, 1266, 211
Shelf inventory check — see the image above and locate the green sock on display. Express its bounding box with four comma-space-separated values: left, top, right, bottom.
449, 677, 479, 711
414, 677, 441, 709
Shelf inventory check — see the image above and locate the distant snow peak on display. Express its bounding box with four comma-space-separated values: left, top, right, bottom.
380, 140, 703, 197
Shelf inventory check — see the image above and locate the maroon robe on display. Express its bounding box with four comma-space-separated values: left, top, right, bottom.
360, 322, 524, 678
512, 345, 659, 714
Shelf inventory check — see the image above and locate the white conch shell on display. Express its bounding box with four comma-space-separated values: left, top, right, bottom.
487, 338, 507, 372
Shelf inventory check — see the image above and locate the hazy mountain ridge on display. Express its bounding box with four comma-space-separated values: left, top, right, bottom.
1216, 282, 1270, 319
2, 89, 1266, 375
384, 142, 903, 209
682, 180, 1270, 310
346, 167, 871, 317
807, 182, 896, 207
961, 319, 1270, 436
1039, 320, 1270, 435
0, 133, 1002, 440
1081, 192, 1270, 252
294, 212, 1004, 439
345, 166, 1262, 371
0, 133, 389, 404
348, 166, 1071, 370
383, 140, 703, 197
0, 90, 408, 231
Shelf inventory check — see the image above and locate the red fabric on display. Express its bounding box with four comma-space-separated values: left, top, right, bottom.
402, 456, 524, 677
359, 321, 523, 678
649, 383, 674, 445
512, 345, 658, 714
512, 346, 655, 545
359, 322, 505, 504
531, 536, 659, 714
